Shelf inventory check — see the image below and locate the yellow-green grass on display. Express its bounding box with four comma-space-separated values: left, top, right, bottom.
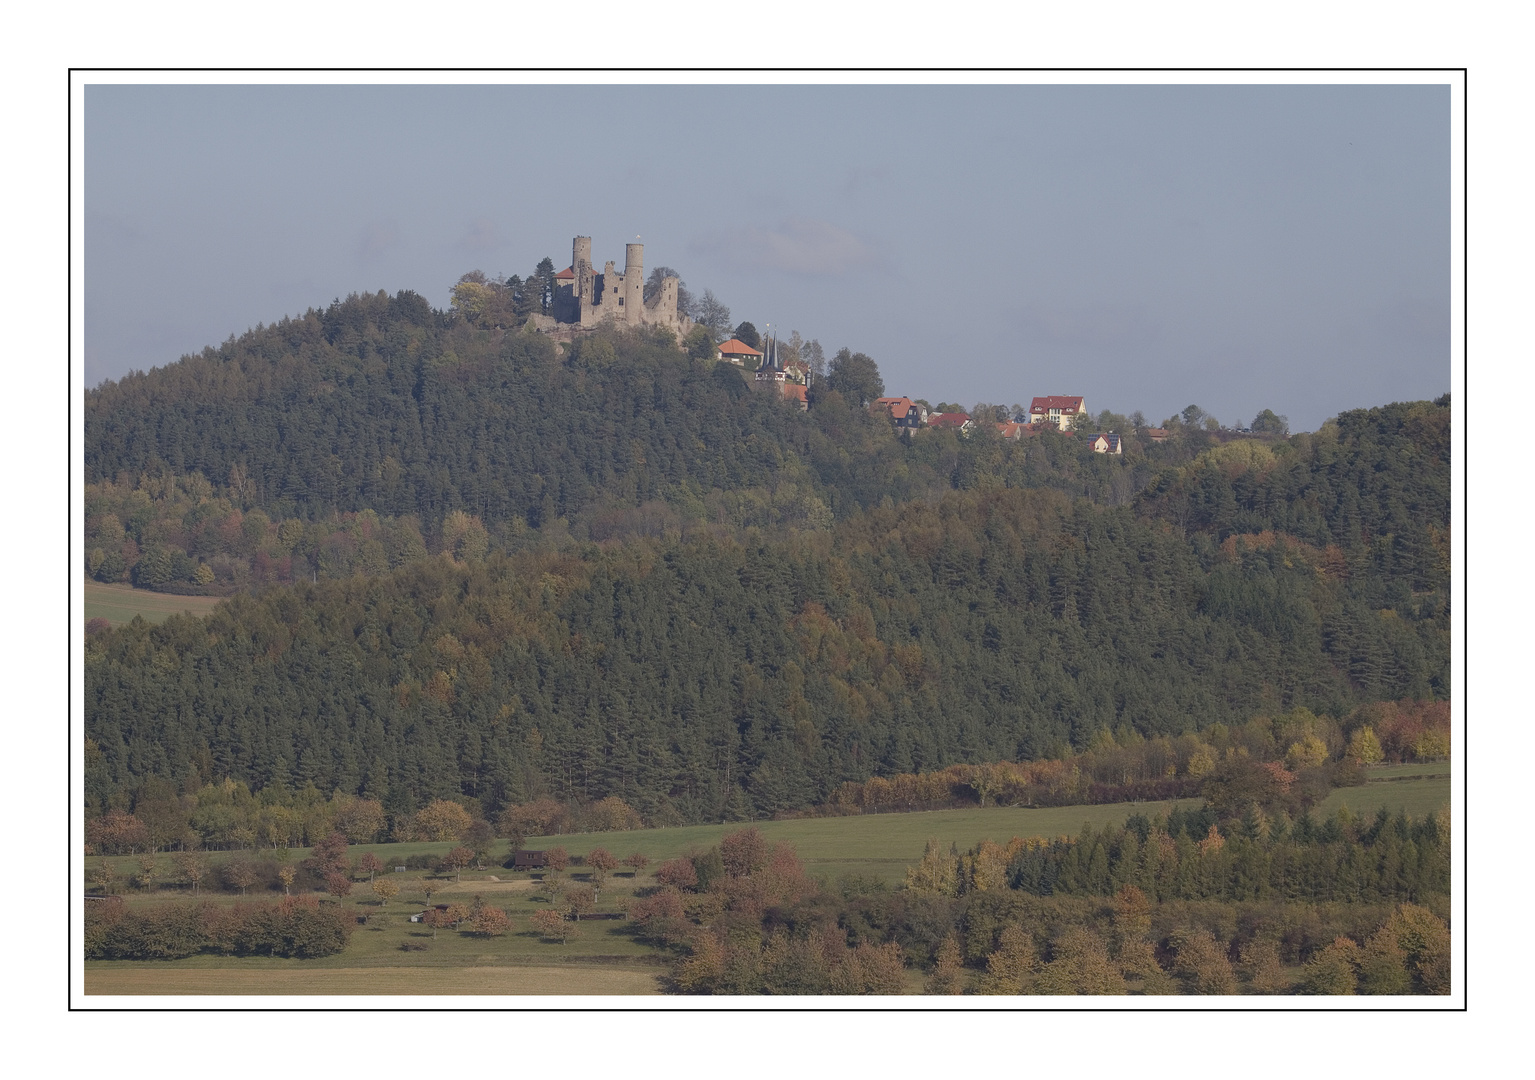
520, 799, 1202, 886
85, 963, 661, 995
1316, 775, 1451, 820
95, 798, 1200, 892
84, 580, 222, 627
1360, 762, 1451, 781
92, 798, 1202, 896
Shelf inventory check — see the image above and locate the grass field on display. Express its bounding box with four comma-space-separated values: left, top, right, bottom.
517, 799, 1202, 885
85, 782, 1451, 995
84, 580, 223, 627
1316, 774, 1451, 820
86, 796, 1196, 994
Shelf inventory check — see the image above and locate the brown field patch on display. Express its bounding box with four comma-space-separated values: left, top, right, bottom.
85, 964, 661, 996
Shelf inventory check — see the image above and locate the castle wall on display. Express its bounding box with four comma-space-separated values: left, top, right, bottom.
544, 236, 692, 339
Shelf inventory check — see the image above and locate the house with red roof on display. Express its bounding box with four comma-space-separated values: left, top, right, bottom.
873, 396, 928, 429
928, 412, 974, 436
1084, 433, 1123, 455
717, 338, 764, 366
1029, 396, 1087, 431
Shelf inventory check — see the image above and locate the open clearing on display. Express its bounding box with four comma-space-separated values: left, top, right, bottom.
84, 580, 222, 626
1316, 774, 1450, 820
85, 963, 661, 995
517, 798, 1202, 885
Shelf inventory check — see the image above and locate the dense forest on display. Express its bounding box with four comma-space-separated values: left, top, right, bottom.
84, 289, 1450, 830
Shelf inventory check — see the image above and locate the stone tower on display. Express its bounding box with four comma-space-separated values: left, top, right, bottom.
624, 243, 644, 314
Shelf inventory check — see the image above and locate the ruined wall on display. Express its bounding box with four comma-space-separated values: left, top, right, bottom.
546, 236, 691, 338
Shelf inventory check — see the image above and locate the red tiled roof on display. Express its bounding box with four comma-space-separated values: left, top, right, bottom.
783, 383, 808, 402
554, 266, 575, 280
874, 396, 916, 419
1030, 396, 1085, 412
717, 338, 763, 357
929, 412, 972, 428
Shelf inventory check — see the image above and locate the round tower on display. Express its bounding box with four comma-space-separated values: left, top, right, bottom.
572, 236, 592, 273
624, 242, 644, 320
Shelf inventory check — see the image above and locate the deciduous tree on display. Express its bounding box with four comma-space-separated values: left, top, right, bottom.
412, 799, 474, 843
566, 884, 596, 921
587, 848, 618, 897
531, 908, 567, 943
1302, 936, 1361, 995
325, 871, 353, 901
372, 876, 399, 907
223, 860, 257, 897
925, 936, 965, 995
656, 857, 697, 891
173, 851, 206, 895
442, 846, 474, 883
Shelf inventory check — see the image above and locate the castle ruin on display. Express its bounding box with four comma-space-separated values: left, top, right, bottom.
528, 236, 693, 343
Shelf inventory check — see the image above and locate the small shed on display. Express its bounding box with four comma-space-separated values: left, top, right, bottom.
511, 850, 548, 870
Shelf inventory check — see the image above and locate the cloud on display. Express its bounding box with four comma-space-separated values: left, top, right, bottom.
692, 218, 875, 276
457, 217, 506, 253
356, 220, 398, 261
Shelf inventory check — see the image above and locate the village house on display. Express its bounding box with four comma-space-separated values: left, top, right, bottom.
996, 421, 1029, 440
717, 338, 763, 366
1029, 395, 1087, 431
873, 396, 928, 428
753, 336, 810, 409
1085, 432, 1123, 455
928, 411, 975, 436
1145, 427, 1170, 443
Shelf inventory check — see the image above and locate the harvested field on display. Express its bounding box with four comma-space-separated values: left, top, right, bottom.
85, 964, 662, 996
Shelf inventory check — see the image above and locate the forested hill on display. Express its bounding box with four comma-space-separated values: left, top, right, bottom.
86, 486, 1448, 824
87, 290, 908, 530
84, 287, 1449, 825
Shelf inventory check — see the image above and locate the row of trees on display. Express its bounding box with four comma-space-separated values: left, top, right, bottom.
618, 826, 1448, 994
84, 895, 353, 959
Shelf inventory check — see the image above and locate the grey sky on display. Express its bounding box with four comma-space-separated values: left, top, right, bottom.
85, 83, 1449, 432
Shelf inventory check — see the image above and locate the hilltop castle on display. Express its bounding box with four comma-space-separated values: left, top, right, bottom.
528, 236, 693, 343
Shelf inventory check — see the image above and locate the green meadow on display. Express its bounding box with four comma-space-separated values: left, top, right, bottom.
84, 580, 222, 627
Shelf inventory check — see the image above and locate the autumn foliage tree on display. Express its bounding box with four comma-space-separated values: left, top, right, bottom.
623, 852, 650, 878
412, 800, 474, 843
309, 831, 349, 878
173, 851, 206, 895
566, 884, 596, 921
925, 936, 966, 994
442, 846, 474, 883
372, 876, 399, 907
587, 848, 618, 897
531, 908, 567, 943
325, 872, 353, 901
655, 857, 698, 891
222, 860, 257, 896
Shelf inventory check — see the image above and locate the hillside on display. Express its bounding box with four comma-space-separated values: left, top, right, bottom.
83, 291, 1450, 827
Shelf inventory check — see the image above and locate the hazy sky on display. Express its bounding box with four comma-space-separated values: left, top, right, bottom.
85, 83, 1449, 432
